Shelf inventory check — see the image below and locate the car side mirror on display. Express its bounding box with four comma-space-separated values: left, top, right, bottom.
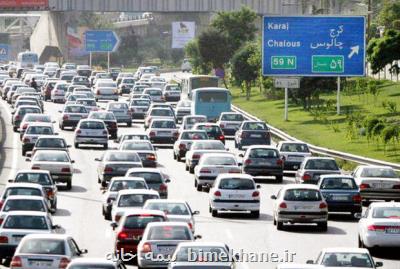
238, 162, 242, 166
52, 224, 61, 230
165, 178, 171, 183
193, 210, 200, 215
67, 145, 71, 148
26, 152, 32, 158
52, 121, 56, 123
71, 160, 75, 163
375, 262, 383, 268
256, 185, 261, 189
238, 153, 244, 158
94, 158, 101, 161
354, 213, 362, 219
110, 222, 118, 230
194, 235, 202, 240
306, 260, 314, 264
11, 111, 15, 114
8, 179, 14, 183
54, 132, 59, 135
80, 249, 88, 255
270, 195, 277, 200
25, 158, 31, 162
58, 110, 62, 113
225, 147, 229, 151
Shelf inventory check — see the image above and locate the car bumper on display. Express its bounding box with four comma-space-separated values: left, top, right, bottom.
277, 211, 328, 222
165, 95, 180, 101
51, 95, 65, 100
197, 175, 217, 185
211, 199, 260, 211
115, 116, 131, 123
142, 160, 157, 168
221, 128, 238, 136
326, 202, 362, 213
75, 136, 108, 144
96, 95, 118, 101
283, 161, 302, 171
138, 255, 170, 268
102, 172, 128, 182
51, 173, 72, 183
0, 244, 17, 258
150, 137, 176, 144
62, 119, 80, 126
239, 139, 271, 146
132, 113, 146, 119
243, 167, 283, 177
116, 242, 139, 255
177, 149, 187, 158
360, 190, 400, 201
363, 232, 400, 248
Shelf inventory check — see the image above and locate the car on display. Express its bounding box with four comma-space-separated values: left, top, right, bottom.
111, 189, 160, 222
77, 65, 92, 78
149, 76, 166, 90
358, 202, 400, 249
0, 212, 61, 261
65, 85, 87, 99
306, 247, 383, 268
12, 105, 42, 132
147, 119, 179, 144
128, 98, 151, 120
88, 111, 118, 139
93, 80, 118, 101
1, 196, 49, 214
75, 98, 98, 112
163, 84, 181, 102
217, 112, 244, 136
60, 70, 78, 82
277, 141, 312, 171
192, 123, 225, 144
169, 242, 235, 269
32, 136, 69, 157
318, 175, 362, 217
12, 234, 88, 269
295, 157, 341, 184
271, 184, 328, 231
240, 146, 284, 182
117, 72, 134, 86
73, 119, 109, 149
21, 123, 56, 156
209, 174, 260, 218
65, 93, 87, 104
143, 88, 164, 102
105, 102, 132, 127
175, 100, 191, 122
28, 150, 75, 190
58, 104, 88, 130
352, 165, 400, 204
180, 115, 207, 132
0, 183, 47, 210
147, 103, 175, 114
194, 153, 241, 191
181, 58, 192, 72
19, 114, 52, 138
15, 96, 43, 111
185, 140, 227, 173
115, 133, 149, 144
13, 100, 38, 111
67, 258, 126, 269
102, 177, 149, 220
95, 150, 143, 186
71, 75, 90, 87
129, 85, 149, 99
109, 67, 122, 81
118, 77, 135, 94
125, 168, 171, 199
41, 79, 59, 100
50, 82, 68, 103
234, 120, 271, 150
137, 222, 198, 269
173, 130, 209, 162
119, 140, 157, 168
11, 170, 58, 211
144, 107, 177, 129
111, 209, 167, 258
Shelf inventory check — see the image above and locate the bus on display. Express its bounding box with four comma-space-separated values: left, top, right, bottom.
181, 75, 219, 99
17, 51, 39, 69
191, 88, 231, 121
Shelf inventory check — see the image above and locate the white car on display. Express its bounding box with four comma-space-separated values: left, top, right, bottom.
358, 202, 400, 249
21, 122, 56, 156
12, 234, 88, 269
185, 140, 227, 173
306, 247, 383, 268
75, 98, 98, 112
352, 165, 400, 204
175, 100, 191, 122
28, 150, 75, 190
50, 82, 68, 103
111, 189, 160, 222
1, 195, 50, 214
118, 140, 157, 168
277, 141, 312, 171
147, 118, 179, 144
144, 107, 176, 129
179, 115, 207, 132
66, 258, 125, 269
194, 153, 241, 191
271, 184, 328, 231
173, 130, 208, 162
125, 168, 171, 199
209, 174, 260, 218
143, 88, 164, 102
106, 102, 132, 127
143, 199, 199, 233
0, 183, 47, 211
74, 119, 108, 149
216, 112, 244, 136
93, 79, 118, 101
149, 76, 166, 90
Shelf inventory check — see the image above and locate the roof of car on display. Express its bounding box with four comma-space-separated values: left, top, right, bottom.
126, 167, 162, 173
26, 122, 53, 127
145, 199, 188, 205
281, 184, 320, 191
15, 169, 51, 174
303, 156, 336, 161
5, 195, 45, 201
278, 140, 307, 145
117, 189, 159, 196
5, 182, 44, 189
121, 209, 166, 217
368, 201, 400, 208
36, 135, 64, 140
146, 221, 190, 228
321, 247, 370, 254
4, 210, 49, 216
32, 149, 69, 155
201, 153, 235, 159
22, 234, 71, 240
356, 165, 393, 170
109, 177, 146, 182
246, 145, 278, 150
319, 174, 353, 180
216, 173, 253, 180
78, 119, 104, 123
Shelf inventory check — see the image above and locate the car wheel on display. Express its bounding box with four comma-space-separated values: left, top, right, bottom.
189, 166, 194, 174
98, 176, 101, 184
105, 211, 111, 221
127, 122, 132, 127
318, 222, 328, 231
177, 154, 182, 162
194, 180, 197, 187
13, 126, 17, 132
362, 199, 370, 207
277, 221, 284, 230
21, 149, 26, 156
273, 216, 277, 226
211, 209, 218, 217
60, 124, 64, 130
103, 144, 108, 149
185, 164, 189, 171
358, 237, 365, 248
173, 152, 177, 160
196, 183, 202, 192
250, 210, 260, 218
66, 179, 72, 190
74, 143, 79, 148
209, 205, 212, 213
276, 175, 283, 183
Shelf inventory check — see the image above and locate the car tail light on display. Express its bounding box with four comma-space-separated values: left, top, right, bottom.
352, 194, 362, 203
367, 225, 386, 232
117, 231, 128, 240
179, 144, 186, 150
104, 167, 113, 172
141, 242, 152, 253
96, 90, 100, 94
192, 154, 200, 160
240, 132, 248, 138
23, 137, 30, 143
393, 185, 400, 189
188, 222, 193, 230
279, 202, 287, 209
244, 159, 252, 165
61, 168, 70, 173
214, 191, 221, 197
0, 235, 7, 243
149, 131, 156, 137
220, 123, 225, 128
59, 257, 70, 269
115, 214, 122, 222
302, 173, 311, 181
319, 202, 327, 209
10, 256, 22, 268
102, 130, 108, 135
276, 159, 284, 166
0, 217, 3, 225
76, 129, 81, 134
47, 189, 54, 199
15, 115, 20, 120
32, 166, 40, 170
159, 183, 167, 192
62, 115, 69, 120
22, 123, 28, 129
147, 154, 156, 161
218, 135, 225, 141
252, 191, 260, 197
200, 168, 211, 174
360, 183, 370, 190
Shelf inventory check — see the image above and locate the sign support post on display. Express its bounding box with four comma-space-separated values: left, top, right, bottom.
85, 30, 120, 69
284, 87, 289, 121
107, 52, 110, 71
337, 77, 341, 115
89, 52, 92, 69
274, 78, 300, 121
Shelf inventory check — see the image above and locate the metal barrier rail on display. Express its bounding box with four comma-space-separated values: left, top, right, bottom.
173, 74, 400, 171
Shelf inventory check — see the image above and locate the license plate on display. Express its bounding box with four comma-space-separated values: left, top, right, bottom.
294, 206, 313, 210
288, 157, 303, 162
250, 134, 262, 138
372, 183, 385, 188
29, 261, 52, 267
13, 235, 23, 244
386, 228, 400, 234
228, 194, 245, 199
158, 246, 175, 255
117, 167, 127, 172
158, 131, 170, 136
332, 196, 349, 201
259, 161, 272, 165
52, 175, 59, 179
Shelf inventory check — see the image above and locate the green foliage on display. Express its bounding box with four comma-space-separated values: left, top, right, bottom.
184, 39, 211, 74
378, 1, 400, 30
386, 101, 398, 114
197, 28, 231, 69
367, 79, 379, 100
368, 30, 400, 74
291, 78, 336, 109
171, 49, 184, 65
381, 125, 399, 150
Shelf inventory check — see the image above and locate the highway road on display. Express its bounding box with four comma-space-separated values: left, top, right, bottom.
0, 72, 399, 269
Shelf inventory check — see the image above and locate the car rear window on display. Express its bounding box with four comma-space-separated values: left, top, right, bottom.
24, 115, 50, 122
80, 121, 105, 129
4, 200, 45, 212
90, 112, 115, 120
20, 239, 65, 255
193, 141, 225, 150
5, 188, 42, 198
105, 152, 140, 162
151, 109, 173, 117
181, 132, 208, 140
320, 177, 357, 190
124, 215, 165, 229
372, 207, 400, 219
109, 103, 128, 110
221, 114, 244, 121
148, 226, 191, 240
131, 100, 150, 106
77, 99, 96, 106
15, 173, 52, 185
146, 203, 189, 215
3, 215, 48, 230
26, 126, 53, 135
360, 168, 398, 178
146, 89, 162, 96
110, 180, 147, 191
202, 156, 236, 166
186, 117, 206, 125
243, 122, 267, 130
20, 108, 40, 115
65, 106, 87, 113
34, 152, 69, 162
321, 253, 373, 268
284, 189, 322, 201
280, 143, 310, 153
121, 141, 152, 151
121, 135, 148, 141
118, 194, 159, 207
166, 86, 180, 91
305, 159, 339, 170
151, 121, 176, 129
249, 148, 278, 158
196, 125, 222, 135
218, 178, 254, 190
129, 172, 162, 184
36, 138, 66, 148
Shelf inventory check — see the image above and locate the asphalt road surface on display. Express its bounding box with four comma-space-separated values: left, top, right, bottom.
0, 72, 399, 269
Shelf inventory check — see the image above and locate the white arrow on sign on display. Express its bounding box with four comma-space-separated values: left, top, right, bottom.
348, 45, 359, 59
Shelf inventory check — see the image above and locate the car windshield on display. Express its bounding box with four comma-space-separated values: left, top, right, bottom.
3, 215, 48, 230
105, 152, 140, 162
123, 79, 135, 84
305, 159, 339, 170
77, 100, 96, 106
133, 86, 147, 93
147, 226, 191, 240
193, 142, 225, 150
196, 125, 222, 135
20, 108, 40, 115
151, 109, 173, 117
98, 82, 116, 87
202, 156, 236, 166
124, 215, 164, 229
118, 194, 159, 207
20, 239, 65, 255
284, 189, 322, 201
221, 114, 243, 121
151, 121, 176, 129
24, 115, 50, 122
3, 200, 45, 212
122, 141, 152, 150
129, 172, 162, 184
372, 207, 400, 219
146, 89, 161, 96
90, 112, 115, 120
110, 180, 147, 191
243, 122, 267, 130
280, 143, 310, 153
65, 106, 87, 113
249, 148, 278, 158
320, 177, 357, 190
121, 135, 148, 141
36, 138, 66, 148
34, 152, 69, 162
5, 188, 42, 198
146, 203, 189, 215
15, 173, 52, 185
219, 178, 254, 190
80, 121, 104, 129
187, 117, 206, 124
166, 86, 180, 91
131, 100, 150, 106
360, 168, 398, 178
175, 246, 228, 262
181, 132, 208, 140
26, 126, 53, 135
321, 253, 373, 268
109, 103, 128, 110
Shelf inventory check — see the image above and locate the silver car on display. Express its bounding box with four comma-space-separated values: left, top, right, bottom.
73, 119, 108, 149
147, 119, 179, 144
128, 98, 151, 120
106, 102, 132, 127
143, 88, 164, 102
58, 104, 88, 130
21, 123, 56, 156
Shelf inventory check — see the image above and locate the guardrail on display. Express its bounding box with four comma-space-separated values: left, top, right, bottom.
172, 74, 400, 171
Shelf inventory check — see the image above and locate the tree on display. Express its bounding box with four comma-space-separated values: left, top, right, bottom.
231, 43, 260, 100
197, 28, 231, 70
368, 29, 400, 74
378, 1, 400, 30
184, 39, 211, 74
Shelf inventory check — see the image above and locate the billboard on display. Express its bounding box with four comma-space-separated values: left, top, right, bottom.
0, 0, 48, 9
172, 21, 195, 49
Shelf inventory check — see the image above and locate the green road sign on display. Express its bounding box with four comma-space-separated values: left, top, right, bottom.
312, 55, 344, 73
271, 56, 296, 70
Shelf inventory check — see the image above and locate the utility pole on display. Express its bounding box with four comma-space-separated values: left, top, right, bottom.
367, 0, 372, 40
